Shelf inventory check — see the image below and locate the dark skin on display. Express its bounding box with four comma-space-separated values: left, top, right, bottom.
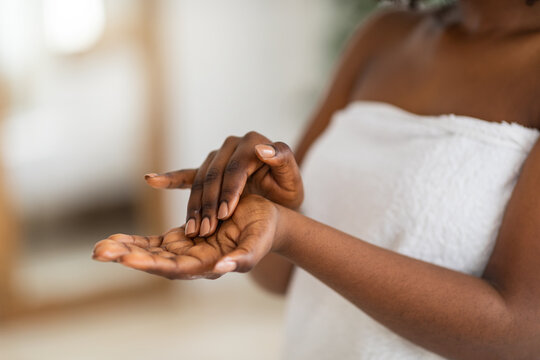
94, 1, 540, 358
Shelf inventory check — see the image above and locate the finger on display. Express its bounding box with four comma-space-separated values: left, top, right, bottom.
255, 142, 303, 208
249, 164, 271, 193
213, 224, 274, 274
162, 226, 183, 238
146, 235, 164, 247
161, 228, 185, 246
215, 246, 264, 274
124, 243, 151, 255
185, 151, 217, 237
148, 247, 164, 254
213, 247, 250, 274
213, 242, 258, 274
130, 235, 151, 248
185, 237, 222, 268
254, 142, 300, 189
92, 233, 142, 262
173, 254, 208, 275
160, 228, 194, 254
199, 136, 240, 236
145, 255, 178, 278
108, 233, 136, 244
218, 144, 264, 220
204, 273, 222, 280
118, 249, 155, 271
164, 239, 193, 254
92, 239, 130, 262
158, 251, 177, 259
144, 169, 197, 189
108, 234, 163, 248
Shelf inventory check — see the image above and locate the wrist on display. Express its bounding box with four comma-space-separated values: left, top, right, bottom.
272, 203, 297, 257
285, 197, 303, 211
267, 193, 303, 211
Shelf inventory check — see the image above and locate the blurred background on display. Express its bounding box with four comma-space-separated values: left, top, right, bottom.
0, 0, 379, 359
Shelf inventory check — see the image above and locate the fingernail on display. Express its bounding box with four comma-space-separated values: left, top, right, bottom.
185, 219, 196, 235
214, 259, 237, 273
200, 217, 211, 236
255, 144, 275, 159
144, 173, 159, 179
217, 202, 229, 219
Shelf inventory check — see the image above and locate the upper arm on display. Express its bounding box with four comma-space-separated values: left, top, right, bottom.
294, 8, 421, 164
482, 139, 540, 342
256, 8, 424, 296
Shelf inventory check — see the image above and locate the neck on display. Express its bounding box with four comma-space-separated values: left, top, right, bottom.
455, 0, 540, 34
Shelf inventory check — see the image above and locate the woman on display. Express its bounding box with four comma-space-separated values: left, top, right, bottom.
93, 0, 540, 358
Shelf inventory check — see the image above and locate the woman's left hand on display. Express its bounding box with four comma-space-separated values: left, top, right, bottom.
92, 195, 282, 279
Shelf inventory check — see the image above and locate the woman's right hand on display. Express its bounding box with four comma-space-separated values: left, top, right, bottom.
144, 131, 303, 238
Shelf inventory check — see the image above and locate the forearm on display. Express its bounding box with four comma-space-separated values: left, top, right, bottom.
275, 207, 535, 360
249, 253, 294, 295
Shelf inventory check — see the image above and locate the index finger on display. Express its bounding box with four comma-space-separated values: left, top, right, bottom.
145, 169, 198, 189
218, 148, 263, 219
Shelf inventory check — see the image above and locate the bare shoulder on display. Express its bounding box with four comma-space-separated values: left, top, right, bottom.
352, 6, 427, 52
364, 6, 424, 31
514, 29, 540, 129
530, 35, 540, 129
294, 7, 431, 164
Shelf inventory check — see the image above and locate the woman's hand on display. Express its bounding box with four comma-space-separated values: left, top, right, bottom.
144, 131, 303, 238
92, 195, 282, 280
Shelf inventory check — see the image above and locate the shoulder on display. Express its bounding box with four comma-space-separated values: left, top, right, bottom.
530, 36, 540, 129
350, 7, 425, 51
515, 30, 540, 129
350, 5, 454, 55
364, 6, 423, 31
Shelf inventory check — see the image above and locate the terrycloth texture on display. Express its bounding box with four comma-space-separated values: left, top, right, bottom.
282, 101, 539, 360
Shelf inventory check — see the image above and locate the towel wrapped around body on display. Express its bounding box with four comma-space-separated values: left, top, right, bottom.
283, 101, 540, 360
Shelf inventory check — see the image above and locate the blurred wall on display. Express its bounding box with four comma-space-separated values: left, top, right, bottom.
0, 0, 148, 219
0, 0, 343, 228
159, 0, 337, 228
0, 1, 376, 358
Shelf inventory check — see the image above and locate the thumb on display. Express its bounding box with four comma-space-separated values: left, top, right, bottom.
213, 235, 270, 274
254, 142, 298, 178
213, 247, 254, 274
144, 169, 197, 189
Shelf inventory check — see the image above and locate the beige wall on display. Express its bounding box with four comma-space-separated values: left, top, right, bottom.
0, 75, 18, 317
158, 0, 336, 228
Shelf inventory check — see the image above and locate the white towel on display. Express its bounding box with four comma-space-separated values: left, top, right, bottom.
283, 101, 539, 360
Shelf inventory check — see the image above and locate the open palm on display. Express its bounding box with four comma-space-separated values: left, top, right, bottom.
92, 195, 279, 280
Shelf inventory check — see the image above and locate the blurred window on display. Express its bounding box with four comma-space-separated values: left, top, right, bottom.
43, 0, 106, 54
